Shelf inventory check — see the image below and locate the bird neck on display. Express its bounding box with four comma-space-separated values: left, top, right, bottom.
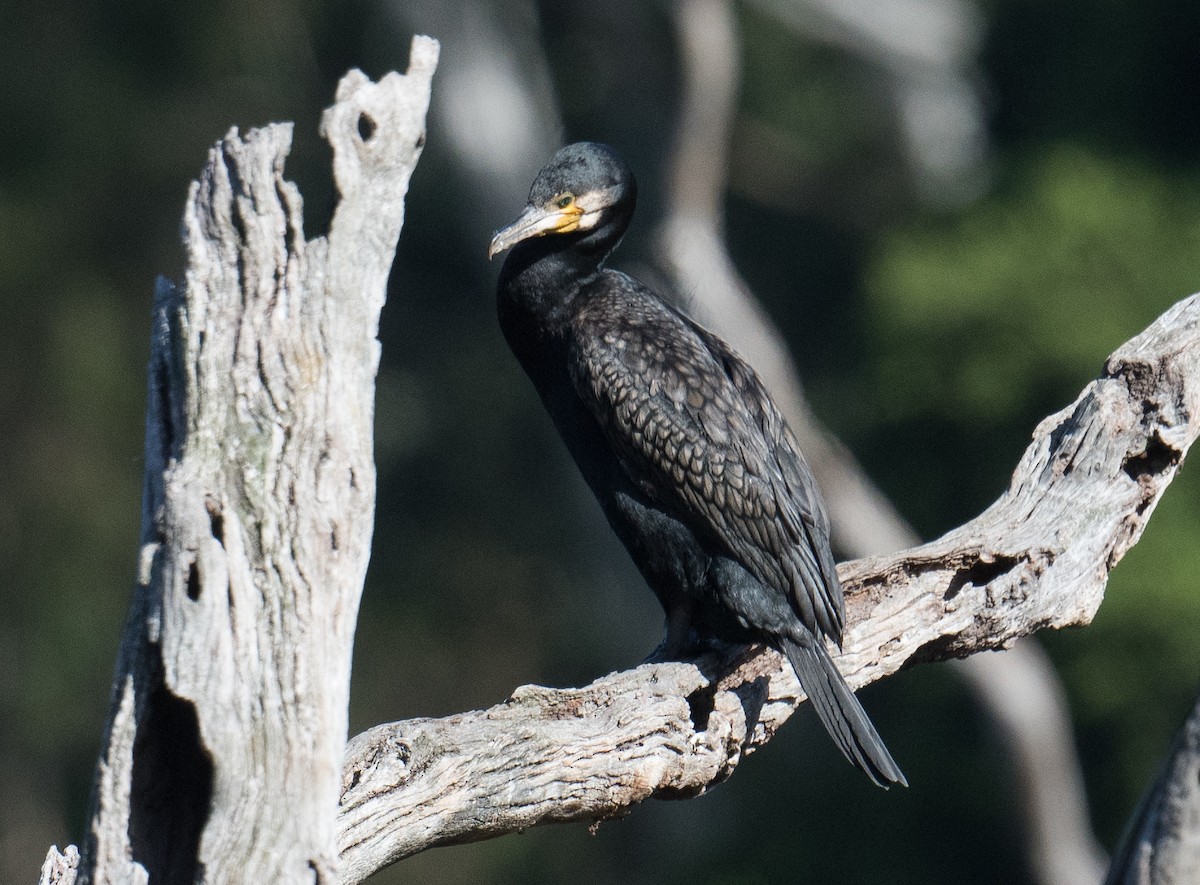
497, 238, 604, 330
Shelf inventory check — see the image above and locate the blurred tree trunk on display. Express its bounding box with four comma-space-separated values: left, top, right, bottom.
38, 41, 438, 885
658, 2, 1106, 883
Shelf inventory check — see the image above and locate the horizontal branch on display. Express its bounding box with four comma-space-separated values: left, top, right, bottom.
335, 293, 1200, 882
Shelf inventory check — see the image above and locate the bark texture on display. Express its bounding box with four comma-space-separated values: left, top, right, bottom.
40, 39, 438, 885
335, 293, 1200, 882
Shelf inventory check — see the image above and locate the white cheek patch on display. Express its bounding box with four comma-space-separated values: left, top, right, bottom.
574, 185, 622, 230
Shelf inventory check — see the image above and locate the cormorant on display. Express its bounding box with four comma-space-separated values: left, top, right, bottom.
489, 142, 905, 788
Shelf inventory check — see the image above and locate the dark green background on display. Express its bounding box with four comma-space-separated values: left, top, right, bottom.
3, 1, 1199, 881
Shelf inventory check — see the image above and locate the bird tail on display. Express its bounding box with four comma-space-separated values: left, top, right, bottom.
779, 634, 907, 789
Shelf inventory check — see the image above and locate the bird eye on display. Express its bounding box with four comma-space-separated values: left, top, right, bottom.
556, 193, 575, 209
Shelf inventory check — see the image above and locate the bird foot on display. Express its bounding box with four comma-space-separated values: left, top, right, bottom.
641, 630, 728, 665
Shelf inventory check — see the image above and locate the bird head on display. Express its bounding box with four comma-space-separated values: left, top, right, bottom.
489, 142, 637, 260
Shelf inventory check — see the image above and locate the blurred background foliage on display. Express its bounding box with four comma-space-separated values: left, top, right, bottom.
2, 0, 1199, 882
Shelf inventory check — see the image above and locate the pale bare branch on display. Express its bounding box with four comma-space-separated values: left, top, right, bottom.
336, 293, 1200, 882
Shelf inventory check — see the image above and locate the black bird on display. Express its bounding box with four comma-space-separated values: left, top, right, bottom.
489, 142, 905, 788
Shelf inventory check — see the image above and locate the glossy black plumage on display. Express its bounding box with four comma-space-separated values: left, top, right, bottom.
490, 142, 905, 788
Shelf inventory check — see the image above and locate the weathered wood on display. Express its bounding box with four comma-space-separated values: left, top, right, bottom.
38, 845, 80, 885
336, 293, 1200, 883
1105, 689, 1200, 885
71, 39, 438, 885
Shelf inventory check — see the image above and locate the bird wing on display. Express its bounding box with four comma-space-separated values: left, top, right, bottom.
569, 284, 845, 642
689, 322, 845, 631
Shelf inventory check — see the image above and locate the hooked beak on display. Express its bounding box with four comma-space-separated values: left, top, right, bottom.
488, 203, 585, 260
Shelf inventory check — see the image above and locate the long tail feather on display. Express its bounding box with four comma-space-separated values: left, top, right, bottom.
779, 634, 907, 788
